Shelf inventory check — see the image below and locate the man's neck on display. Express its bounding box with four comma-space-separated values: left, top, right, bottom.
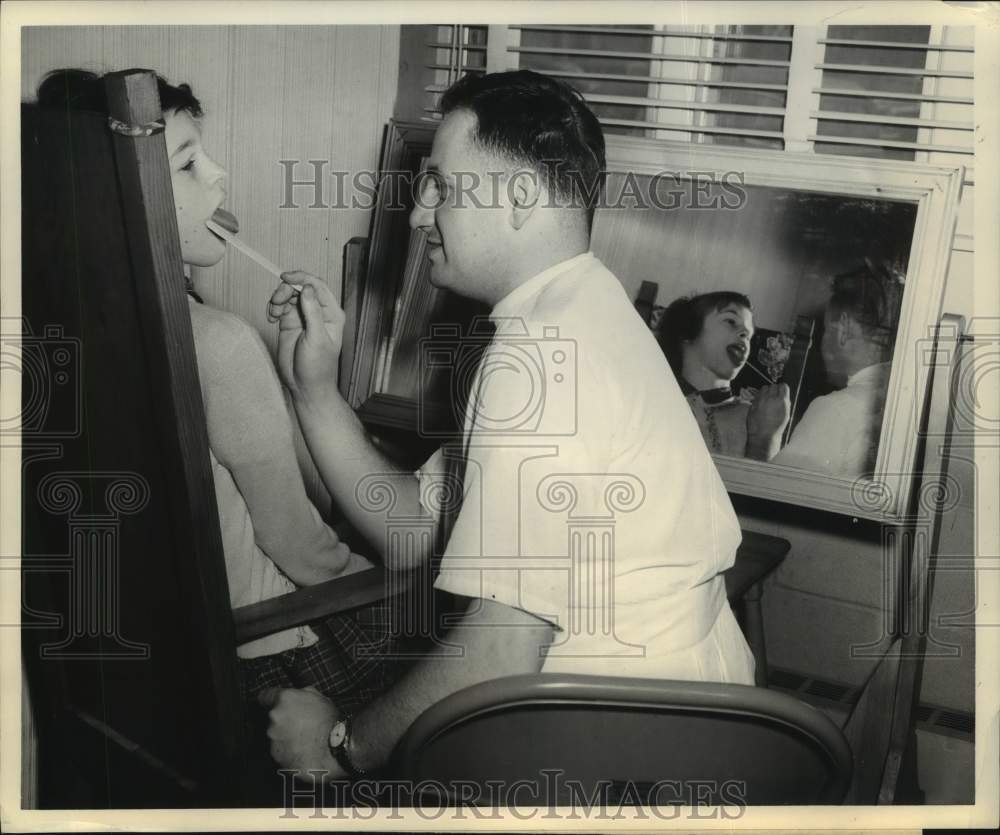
847, 359, 891, 385
491, 242, 589, 305
842, 349, 886, 382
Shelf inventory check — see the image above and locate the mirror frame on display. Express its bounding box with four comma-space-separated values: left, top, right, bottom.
602, 135, 965, 523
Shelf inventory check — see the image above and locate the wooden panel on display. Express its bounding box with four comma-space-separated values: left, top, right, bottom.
164, 26, 233, 148
339, 237, 368, 400
941, 248, 973, 319
921, 26, 975, 172
917, 505, 975, 711
105, 69, 245, 786
217, 26, 285, 335
233, 566, 412, 645
21, 669, 38, 809
842, 638, 902, 804
21, 27, 105, 97
327, 26, 401, 290
21, 74, 242, 806
955, 182, 973, 239
279, 27, 339, 282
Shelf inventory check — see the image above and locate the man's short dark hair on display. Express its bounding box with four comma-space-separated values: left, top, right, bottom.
828, 262, 902, 350
658, 291, 752, 380
440, 70, 606, 216
36, 68, 203, 119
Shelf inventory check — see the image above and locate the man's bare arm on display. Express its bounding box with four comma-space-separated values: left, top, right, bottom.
268, 272, 430, 568
348, 597, 554, 772
261, 597, 554, 779
292, 389, 428, 569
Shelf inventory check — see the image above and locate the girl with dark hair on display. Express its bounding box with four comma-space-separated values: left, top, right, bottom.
36, 69, 395, 713
659, 291, 790, 460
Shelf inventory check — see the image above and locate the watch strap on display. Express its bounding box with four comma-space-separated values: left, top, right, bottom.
328, 715, 365, 779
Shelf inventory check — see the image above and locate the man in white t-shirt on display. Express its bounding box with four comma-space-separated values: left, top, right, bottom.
773, 264, 900, 476
261, 70, 753, 781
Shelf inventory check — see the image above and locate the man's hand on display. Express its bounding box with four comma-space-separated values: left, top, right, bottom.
745, 382, 791, 461
267, 271, 345, 403
747, 382, 791, 436
257, 686, 344, 783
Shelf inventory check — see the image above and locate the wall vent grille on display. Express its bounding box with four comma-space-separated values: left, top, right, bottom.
769, 667, 973, 741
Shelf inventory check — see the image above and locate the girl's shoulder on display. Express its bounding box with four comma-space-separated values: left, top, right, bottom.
187, 298, 271, 380
188, 297, 261, 348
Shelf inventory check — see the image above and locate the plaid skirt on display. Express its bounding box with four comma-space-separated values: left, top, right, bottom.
238, 598, 398, 715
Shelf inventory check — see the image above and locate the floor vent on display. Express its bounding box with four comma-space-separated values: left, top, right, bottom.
770, 667, 857, 706
804, 678, 853, 702
768, 668, 805, 691
931, 709, 974, 736
769, 667, 973, 741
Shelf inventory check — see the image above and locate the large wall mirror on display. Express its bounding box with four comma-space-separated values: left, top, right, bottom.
597, 136, 964, 522
348, 125, 963, 522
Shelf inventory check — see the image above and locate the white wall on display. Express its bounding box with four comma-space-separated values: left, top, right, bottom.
22, 25, 400, 507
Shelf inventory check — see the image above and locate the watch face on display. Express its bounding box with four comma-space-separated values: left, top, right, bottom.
328, 721, 347, 749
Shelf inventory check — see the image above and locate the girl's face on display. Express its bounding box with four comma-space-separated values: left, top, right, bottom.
164, 109, 227, 267
685, 303, 754, 382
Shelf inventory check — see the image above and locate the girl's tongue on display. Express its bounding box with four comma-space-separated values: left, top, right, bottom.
210, 207, 239, 235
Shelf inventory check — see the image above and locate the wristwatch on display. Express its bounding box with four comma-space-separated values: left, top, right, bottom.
327, 716, 365, 778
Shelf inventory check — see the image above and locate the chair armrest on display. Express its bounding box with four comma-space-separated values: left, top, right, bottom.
232, 567, 413, 645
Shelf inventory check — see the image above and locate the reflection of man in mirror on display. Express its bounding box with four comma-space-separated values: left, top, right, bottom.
771, 263, 900, 476
658, 292, 790, 461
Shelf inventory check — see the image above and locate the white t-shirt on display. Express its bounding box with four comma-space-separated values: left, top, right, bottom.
773, 362, 892, 477
418, 253, 754, 684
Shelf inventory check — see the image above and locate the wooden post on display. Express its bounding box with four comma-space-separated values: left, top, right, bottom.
878, 315, 965, 802
103, 69, 246, 804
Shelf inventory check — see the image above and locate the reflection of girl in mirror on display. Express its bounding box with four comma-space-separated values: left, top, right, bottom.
658, 292, 790, 460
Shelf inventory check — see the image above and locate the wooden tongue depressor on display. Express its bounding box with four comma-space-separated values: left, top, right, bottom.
206, 210, 285, 279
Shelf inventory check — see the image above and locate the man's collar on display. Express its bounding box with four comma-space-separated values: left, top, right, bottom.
847, 361, 893, 388
490, 252, 594, 323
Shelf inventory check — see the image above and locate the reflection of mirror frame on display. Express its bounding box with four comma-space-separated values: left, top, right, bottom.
602, 135, 964, 523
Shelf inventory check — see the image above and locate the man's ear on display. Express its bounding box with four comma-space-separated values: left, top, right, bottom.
508, 170, 542, 231
836, 311, 854, 347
